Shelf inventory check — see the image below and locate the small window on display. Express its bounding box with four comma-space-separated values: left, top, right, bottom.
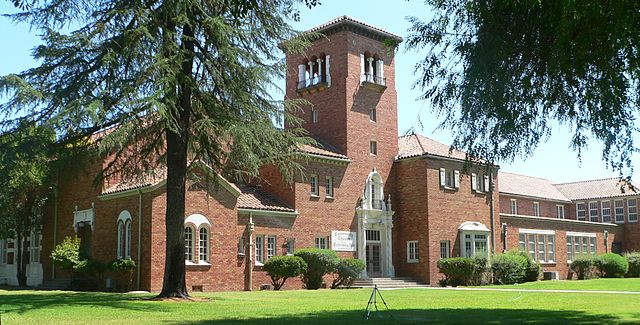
407, 241, 419, 263
628, 199, 637, 222
369, 108, 377, 122
267, 236, 276, 260
315, 236, 327, 249
439, 240, 450, 259
285, 238, 295, 255
533, 202, 540, 217
255, 235, 264, 264
117, 221, 125, 259
589, 202, 599, 222
310, 175, 319, 197
601, 201, 611, 223
238, 236, 246, 256
370, 141, 377, 155
577, 203, 586, 220
440, 168, 459, 189
510, 199, 518, 215
556, 205, 565, 219
614, 200, 624, 223
325, 176, 334, 198
30, 232, 41, 264
184, 226, 194, 262
199, 227, 209, 263
125, 220, 132, 258
312, 109, 318, 123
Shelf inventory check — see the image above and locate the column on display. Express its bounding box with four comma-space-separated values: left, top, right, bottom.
360, 54, 365, 83
385, 214, 394, 277
297, 64, 306, 89
325, 55, 331, 86
376, 60, 384, 85
307, 61, 315, 86
316, 58, 323, 84
357, 214, 367, 278
366, 57, 374, 82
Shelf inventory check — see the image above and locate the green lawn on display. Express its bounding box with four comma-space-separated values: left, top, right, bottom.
1, 286, 640, 324
478, 278, 640, 292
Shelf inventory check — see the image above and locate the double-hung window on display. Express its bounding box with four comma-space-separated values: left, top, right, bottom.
370, 141, 378, 155
576, 203, 586, 221
615, 200, 625, 223
510, 199, 518, 215
589, 202, 599, 222
461, 232, 488, 258
628, 199, 637, 223
325, 176, 334, 198
567, 233, 597, 262
601, 201, 611, 223
199, 227, 209, 263
255, 235, 264, 264
440, 168, 460, 189
315, 236, 327, 249
407, 241, 419, 263
439, 240, 450, 259
267, 236, 276, 260
185, 226, 194, 262
370, 108, 377, 122
533, 202, 540, 217
556, 205, 565, 219
519, 230, 556, 263
310, 175, 319, 197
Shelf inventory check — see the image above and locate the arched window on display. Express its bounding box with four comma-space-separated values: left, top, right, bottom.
199, 227, 209, 262
365, 169, 384, 210
116, 210, 132, 259
185, 226, 194, 262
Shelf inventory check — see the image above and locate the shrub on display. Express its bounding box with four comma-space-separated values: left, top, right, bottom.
491, 252, 528, 284
437, 257, 478, 286
571, 255, 597, 280
110, 258, 137, 272
624, 252, 640, 277
294, 248, 339, 289
51, 236, 82, 270
331, 258, 366, 289
263, 255, 307, 290
596, 253, 629, 278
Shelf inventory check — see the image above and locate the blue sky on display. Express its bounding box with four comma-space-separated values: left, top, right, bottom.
0, 0, 636, 183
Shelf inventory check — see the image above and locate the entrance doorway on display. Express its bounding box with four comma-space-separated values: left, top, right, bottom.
366, 243, 381, 277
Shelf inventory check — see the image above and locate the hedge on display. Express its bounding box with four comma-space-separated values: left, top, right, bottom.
491, 252, 528, 284
437, 256, 487, 286
571, 255, 598, 280
624, 252, 640, 277
596, 253, 628, 278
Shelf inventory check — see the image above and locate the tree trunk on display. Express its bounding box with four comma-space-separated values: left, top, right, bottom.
157, 23, 195, 299
16, 231, 27, 287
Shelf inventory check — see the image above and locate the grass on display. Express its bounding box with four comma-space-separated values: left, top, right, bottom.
478, 278, 640, 292
1, 286, 640, 324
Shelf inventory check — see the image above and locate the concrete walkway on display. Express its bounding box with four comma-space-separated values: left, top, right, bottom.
380, 286, 640, 294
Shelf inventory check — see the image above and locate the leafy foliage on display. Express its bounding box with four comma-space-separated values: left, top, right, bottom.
330, 258, 365, 289
110, 258, 137, 273
437, 256, 487, 286
263, 255, 307, 290
491, 250, 539, 284
571, 255, 598, 280
596, 253, 629, 278
624, 252, 640, 278
407, 1, 640, 177
51, 236, 82, 270
294, 248, 339, 289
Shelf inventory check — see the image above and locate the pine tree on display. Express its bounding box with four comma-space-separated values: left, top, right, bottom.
1, 0, 317, 298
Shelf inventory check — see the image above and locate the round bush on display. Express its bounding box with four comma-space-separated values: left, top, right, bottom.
331, 258, 366, 289
624, 252, 640, 277
491, 252, 528, 284
263, 255, 307, 290
437, 257, 477, 286
50, 236, 82, 270
571, 255, 597, 280
294, 248, 339, 289
597, 253, 629, 278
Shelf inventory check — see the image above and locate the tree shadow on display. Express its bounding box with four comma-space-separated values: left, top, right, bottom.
167, 308, 635, 325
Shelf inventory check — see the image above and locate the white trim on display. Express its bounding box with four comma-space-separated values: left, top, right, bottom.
556, 205, 565, 219
519, 228, 555, 235
237, 208, 299, 218
117, 210, 132, 224
566, 231, 597, 238
406, 240, 419, 263
510, 199, 518, 215
501, 213, 619, 227
185, 214, 211, 228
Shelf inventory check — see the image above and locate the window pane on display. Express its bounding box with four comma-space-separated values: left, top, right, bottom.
184, 227, 193, 261
199, 228, 208, 262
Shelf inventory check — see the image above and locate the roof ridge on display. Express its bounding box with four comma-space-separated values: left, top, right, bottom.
499, 171, 554, 182
554, 177, 624, 186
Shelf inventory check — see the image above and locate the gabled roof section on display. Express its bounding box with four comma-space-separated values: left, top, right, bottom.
306, 15, 403, 43
554, 178, 640, 201
397, 133, 474, 162
236, 184, 296, 213
499, 172, 571, 202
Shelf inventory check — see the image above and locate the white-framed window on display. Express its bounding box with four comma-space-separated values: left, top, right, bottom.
267, 236, 276, 259
370, 108, 376, 122
407, 241, 419, 263
439, 168, 460, 189
116, 210, 132, 259
0, 239, 5, 264
29, 232, 41, 264
628, 199, 637, 223
370, 140, 378, 155
533, 202, 540, 217
366, 230, 381, 242
461, 232, 488, 258
601, 201, 611, 223
325, 176, 334, 198
510, 199, 518, 215
615, 200, 625, 223
238, 236, 246, 256
518, 230, 555, 263
198, 227, 209, 263
255, 235, 264, 264
311, 109, 318, 123
589, 201, 599, 222
567, 232, 597, 262
471, 173, 488, 192
315, 236, 327, 249
310, 174, 319, 197
184, 226, 194, 262
556, 205, 565, 219
439, 240, 450, 259
285, 238, 295, 255
576, 203, 586, 221
3, 238, 13, 265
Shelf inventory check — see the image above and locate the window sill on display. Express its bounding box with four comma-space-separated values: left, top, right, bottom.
629, 220, 638, 223
540, 262, 556, 265
407, 260, 419, 264
310, 194, 320, 199
442, 186, 458, 192
255, 262, 264, 267
185, 261, 211, 266
473, 190, 486, 195
324, 196, 335, 201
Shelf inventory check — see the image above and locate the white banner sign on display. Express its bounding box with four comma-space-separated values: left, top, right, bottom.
331, 231, 356, 252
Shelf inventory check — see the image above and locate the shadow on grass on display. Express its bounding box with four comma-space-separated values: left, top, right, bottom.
168, 308, 635, 325
0, 290, 159, 315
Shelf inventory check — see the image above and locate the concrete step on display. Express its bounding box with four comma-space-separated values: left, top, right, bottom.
350, 277, 428, 289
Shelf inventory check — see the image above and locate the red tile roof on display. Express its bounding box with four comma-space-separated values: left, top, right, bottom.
555, 178, 640, 201
102, 169, 167, 195
236, 184, 295, 213
499, 171, 571, 202
299, 139, 349, 161
397, 133, 471, 161
306, 15, 403, 42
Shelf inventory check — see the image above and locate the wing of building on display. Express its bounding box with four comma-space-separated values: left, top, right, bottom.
3, 16, 639, 290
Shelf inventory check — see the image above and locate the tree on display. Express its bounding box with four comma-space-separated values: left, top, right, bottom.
0, 121, 55, 287
407, 1, 640, 178
1, 0, 317, 298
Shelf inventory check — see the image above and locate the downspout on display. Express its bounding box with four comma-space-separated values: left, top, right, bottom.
244, 213, 254, 291
137, 189, 143, 290
52, 170, 59, 280
489, 170, 496, 254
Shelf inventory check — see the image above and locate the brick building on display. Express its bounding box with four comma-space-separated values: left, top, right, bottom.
0, 16, 638, 289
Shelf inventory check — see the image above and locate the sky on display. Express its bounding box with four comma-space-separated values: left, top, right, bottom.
0, 0, 636, 183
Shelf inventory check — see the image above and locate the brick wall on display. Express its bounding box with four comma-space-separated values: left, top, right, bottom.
499, 194, 570, 219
